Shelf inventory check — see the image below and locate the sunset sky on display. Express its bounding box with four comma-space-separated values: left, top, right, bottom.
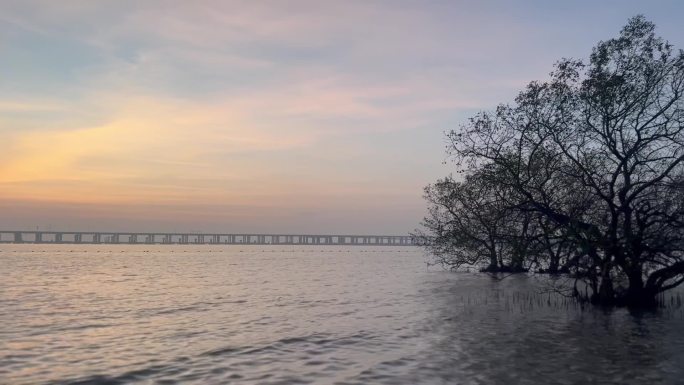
1, 1, 683, 234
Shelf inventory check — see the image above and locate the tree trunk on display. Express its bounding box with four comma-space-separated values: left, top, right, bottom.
592, 275, 616, 305
548, 255, 559, 274
510, 254, 525, 272
623, 270, 657, 308
483, 251, 499, 272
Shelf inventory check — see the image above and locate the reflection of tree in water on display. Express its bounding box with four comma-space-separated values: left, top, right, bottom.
408, 274, 684, 385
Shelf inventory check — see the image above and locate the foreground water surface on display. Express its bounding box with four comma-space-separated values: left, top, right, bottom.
1, 245, 683, 385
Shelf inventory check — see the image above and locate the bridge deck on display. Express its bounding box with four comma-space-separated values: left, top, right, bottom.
0, 231, 420, 246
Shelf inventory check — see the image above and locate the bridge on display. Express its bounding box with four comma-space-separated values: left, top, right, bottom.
0, 230, 421, 246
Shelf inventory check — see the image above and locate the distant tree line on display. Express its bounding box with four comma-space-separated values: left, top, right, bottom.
417, 16, 684, 307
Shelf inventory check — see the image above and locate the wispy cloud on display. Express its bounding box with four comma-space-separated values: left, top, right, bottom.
1, 0, 682, 232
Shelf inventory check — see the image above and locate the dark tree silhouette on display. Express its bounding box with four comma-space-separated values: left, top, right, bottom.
420, 172, 512, 272
421, 16, 684, 307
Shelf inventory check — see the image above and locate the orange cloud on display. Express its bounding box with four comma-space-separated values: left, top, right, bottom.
0, 95, 314, 204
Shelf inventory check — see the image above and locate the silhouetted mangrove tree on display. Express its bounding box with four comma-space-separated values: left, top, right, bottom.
418, 16, 684, 308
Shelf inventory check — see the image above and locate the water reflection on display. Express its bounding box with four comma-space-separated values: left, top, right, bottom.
410, 274, 684, 385
1, 245, 683, 385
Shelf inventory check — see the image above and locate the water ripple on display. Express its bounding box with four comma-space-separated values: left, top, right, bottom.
2, 244, 684, 385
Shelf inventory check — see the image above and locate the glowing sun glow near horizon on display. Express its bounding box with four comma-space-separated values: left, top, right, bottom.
1, 1, 683, 233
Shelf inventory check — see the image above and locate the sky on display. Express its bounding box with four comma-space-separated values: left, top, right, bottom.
1, 1, 683, 234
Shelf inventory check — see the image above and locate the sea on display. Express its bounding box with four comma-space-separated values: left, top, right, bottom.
2, 244, 683, 385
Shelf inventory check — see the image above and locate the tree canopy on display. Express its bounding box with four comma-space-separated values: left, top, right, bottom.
419, 16, 684, 307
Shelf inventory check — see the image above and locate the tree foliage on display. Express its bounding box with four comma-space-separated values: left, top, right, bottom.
419, 16, 684, 307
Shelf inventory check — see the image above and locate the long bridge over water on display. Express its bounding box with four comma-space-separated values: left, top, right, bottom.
0, 230, 420, 246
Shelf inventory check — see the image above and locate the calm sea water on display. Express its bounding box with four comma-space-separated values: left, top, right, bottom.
2, 245, 683, 385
